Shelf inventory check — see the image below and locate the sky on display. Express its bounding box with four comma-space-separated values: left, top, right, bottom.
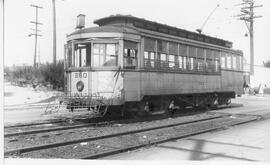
3, 0, 270, 68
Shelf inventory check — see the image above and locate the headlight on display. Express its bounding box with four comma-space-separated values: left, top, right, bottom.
76, 81, 84, 92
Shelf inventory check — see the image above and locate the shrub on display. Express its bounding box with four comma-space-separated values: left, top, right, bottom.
39, 61, 65, 90
4, 61, 65, 91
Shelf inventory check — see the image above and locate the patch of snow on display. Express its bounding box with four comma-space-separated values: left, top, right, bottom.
4, 82, 63, 106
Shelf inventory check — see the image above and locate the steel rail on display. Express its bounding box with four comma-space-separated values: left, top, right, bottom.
4, 108, 227, 137
81, 117, 258, 159
4, 119, 66, 129
4, 120, 121, 137
4, 115, 223, 156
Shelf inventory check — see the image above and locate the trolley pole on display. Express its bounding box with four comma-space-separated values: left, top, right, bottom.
29, 4, 43, 68
236, 0, 262, 75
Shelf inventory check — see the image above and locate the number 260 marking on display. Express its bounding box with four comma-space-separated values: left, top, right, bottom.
75, 72, 87, 78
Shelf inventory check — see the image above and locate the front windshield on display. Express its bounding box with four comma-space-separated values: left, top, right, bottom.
93, 43, 118, 67
67, 42, 119, 68
69, 42, 118, 67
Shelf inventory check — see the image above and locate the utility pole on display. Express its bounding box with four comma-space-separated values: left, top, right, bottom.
29, 4, 43, 68
52, 0, 56, 65
3, 0, 5, 66
236, 0, 262, 75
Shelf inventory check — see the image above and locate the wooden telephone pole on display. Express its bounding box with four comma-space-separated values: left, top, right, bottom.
52, 0, 56, 65
29, 4, 43, 68
236, 0, 262, 75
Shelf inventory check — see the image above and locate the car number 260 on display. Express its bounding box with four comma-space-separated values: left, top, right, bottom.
74, 72, 87, 78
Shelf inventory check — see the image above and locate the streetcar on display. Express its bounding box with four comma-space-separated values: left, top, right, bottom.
64, 14, 244, 117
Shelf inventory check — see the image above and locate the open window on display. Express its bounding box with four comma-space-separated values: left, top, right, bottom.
124, 41, 137, 69
74, 42, 91, 67
144, 51, 155, 68
188, 46, 196, 71
144, 38, 156, 69
158, 40, 168, 68
168, 54, 175, 68
179, 44, 188, 70
197, 58, 204, 72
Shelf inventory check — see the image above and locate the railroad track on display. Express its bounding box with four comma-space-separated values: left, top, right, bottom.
4, 113, 259, 159
4, 119, 66, 129
4, 107, 225, 137
4, 120, 121, 137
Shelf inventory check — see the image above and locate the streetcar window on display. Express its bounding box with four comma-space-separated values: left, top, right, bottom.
197, 58, 204, 72
205, 59, 213, 72
124, 41, 137, 69
227, 54, 232, 69
104, 44, 118, 66
221, 52, 226, 69
81, 49, 86, 66
183, 56, 187, 69
213, 51, 220, 72
213, 51, 220, 61
168, 42, 177, 69
232, 56, 237, 69
206, 49, 213, 60
67, 43, 72, 67
144, 38, 156, 52
239, 56, 242, 70
197, 48, 204, 59
215, 60, 220, 72
236, 55, 240, 70
144, 51, 148, 59
179, 56, 183, 69
74, 43, 91, 67
124, 48, 137, 69
144, 51, 155, 68
221, 57, 225, 68
160, 53, 168, 68
160, 53, 166, 61
150, 52, 155, 68
179, 44, 187, 56
144, 51, 150, 68
93, 44, 105, 67
169, 42, 178, 55
189, 57, 194, 70
168, 55, 175, 68
188, 46, 196, 57
93, 43, 118, 67
157, 40, 167, 53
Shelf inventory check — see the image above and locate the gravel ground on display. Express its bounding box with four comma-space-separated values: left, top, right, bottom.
5, 113, 221, 154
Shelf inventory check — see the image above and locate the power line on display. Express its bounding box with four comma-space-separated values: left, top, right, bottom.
29, 4, 43, 68
235, 0, 262, 76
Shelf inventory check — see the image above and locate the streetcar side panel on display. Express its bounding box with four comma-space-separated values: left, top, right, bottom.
123, 71, 222, 102
221, 70, 243, 95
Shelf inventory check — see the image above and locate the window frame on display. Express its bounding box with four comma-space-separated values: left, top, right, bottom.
73, 42, 91, 68
92, 43, 119, 67
124, 48, 138, 69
